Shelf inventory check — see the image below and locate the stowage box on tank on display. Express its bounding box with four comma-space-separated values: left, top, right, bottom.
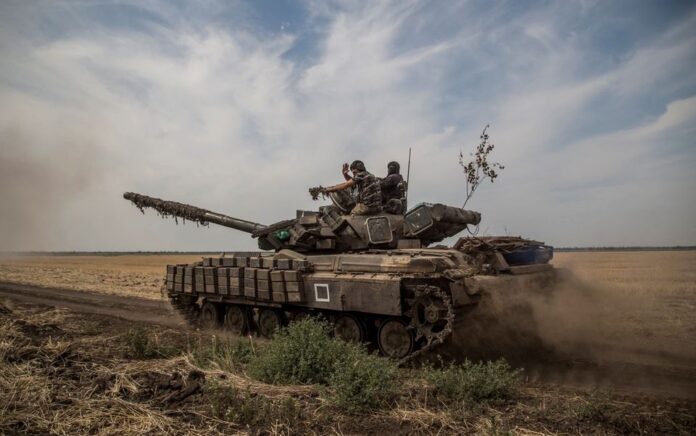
124, 192, 555, 361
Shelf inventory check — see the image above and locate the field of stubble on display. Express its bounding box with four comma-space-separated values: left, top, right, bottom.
0, 254, 212, 300
0, 251, 695, 434
554, 251, 696, 344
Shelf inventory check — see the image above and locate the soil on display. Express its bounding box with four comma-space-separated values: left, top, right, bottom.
0, 251, 695, 434
1, 299, 694, 435
0, 281, 181, 327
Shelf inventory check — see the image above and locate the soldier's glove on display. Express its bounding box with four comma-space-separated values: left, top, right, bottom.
309, 186, 327, 200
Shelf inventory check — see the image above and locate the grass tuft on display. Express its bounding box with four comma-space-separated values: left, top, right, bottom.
122, 327, 180, 359
189, 335, 256, 373
206, 381, 303, 429
424, 359, 521, 405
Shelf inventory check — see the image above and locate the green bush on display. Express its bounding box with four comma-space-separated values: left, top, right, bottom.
248, 318, 399, 412
123, 327, 179, 359
329, 344, 398, 412
425, 359, 521, 405
190, 336, 256, 372
248, 318, 344, 385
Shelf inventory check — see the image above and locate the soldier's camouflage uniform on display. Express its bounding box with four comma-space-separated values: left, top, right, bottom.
351, 170, 382, 215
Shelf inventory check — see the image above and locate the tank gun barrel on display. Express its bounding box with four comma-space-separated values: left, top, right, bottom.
123, 192, 267, 234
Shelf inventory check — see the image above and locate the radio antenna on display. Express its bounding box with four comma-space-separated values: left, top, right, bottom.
405, 147, 412, 203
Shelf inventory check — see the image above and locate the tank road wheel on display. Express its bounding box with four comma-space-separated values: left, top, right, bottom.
258, 308, 286, 338
224, 305, 251, 335
200, 302, 220, 330
378, 318, 414, 359
333, 314, 366, 343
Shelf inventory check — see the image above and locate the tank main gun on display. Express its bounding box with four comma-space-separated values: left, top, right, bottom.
123, 192, 266, 233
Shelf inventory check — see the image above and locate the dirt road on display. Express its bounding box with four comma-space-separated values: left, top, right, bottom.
0, 281, 183, 327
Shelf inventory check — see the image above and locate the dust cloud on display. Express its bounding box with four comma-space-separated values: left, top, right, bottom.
0, 128, 104, 251
527, 269, 695, 366
447, 267, 696, 397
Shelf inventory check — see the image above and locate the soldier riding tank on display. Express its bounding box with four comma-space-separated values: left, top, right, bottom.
123, 190, 555, 362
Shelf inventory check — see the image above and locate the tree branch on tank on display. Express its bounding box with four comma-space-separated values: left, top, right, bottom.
459, 125, 505, 208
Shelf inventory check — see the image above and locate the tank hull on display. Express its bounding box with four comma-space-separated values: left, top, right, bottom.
165, 243, 557, 361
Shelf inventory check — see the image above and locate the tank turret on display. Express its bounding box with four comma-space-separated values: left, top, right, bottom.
123, 192, 481, 252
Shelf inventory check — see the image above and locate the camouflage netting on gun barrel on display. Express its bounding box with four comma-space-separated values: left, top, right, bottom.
123, 192, 210, 226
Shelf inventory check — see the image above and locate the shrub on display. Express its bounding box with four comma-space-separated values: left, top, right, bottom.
329, 343, 398, 412
425, 359, 521, 405
123, 327, 179, 359
248, 318, 399, 412
248, 318, 344, 385
190, 335, 256, 372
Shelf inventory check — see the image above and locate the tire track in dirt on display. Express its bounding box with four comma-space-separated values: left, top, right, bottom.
0, 281, 184, 327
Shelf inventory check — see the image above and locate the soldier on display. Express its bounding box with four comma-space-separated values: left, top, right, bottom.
380, 161, 403, 202
324, 160, 382, 215
381, 161, 405, 214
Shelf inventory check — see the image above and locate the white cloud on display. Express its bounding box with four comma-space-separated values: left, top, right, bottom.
0, 0, 694, 251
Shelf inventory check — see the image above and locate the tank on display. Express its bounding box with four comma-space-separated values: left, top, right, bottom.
123, 191, 556, 362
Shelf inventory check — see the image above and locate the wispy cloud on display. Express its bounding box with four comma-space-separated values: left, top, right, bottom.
0, 0, 694, 250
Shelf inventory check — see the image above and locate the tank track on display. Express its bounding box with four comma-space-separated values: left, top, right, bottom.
166, 284, 455, 363
168, 293, 199, 324
400, 284, 455, 365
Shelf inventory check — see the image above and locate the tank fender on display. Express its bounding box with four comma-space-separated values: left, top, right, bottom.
462, 270, 557, 296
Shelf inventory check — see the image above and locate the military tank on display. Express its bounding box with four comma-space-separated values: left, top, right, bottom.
123, 191, 555, 362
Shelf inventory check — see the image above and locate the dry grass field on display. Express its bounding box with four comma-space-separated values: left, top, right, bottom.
0, 254, 214, 300
2, 250, 694, 300
1, 301, 694, 435
1, 251, 693, 343
0, 251, 694, 362
1, 251, 695, 434
552, 251, 696, 357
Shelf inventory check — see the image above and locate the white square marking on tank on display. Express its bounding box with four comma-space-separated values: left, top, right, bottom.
314, 284, 330, 302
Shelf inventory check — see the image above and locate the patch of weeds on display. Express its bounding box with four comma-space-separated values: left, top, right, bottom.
122, 327, 180, 359
329, 343, 398, 413
574, 393, 640, 434
190, 336, 256, 372
206, 381, 302, 429
575, 394, 609, 422
424, 359, 521, 405
248, 318, 344, 385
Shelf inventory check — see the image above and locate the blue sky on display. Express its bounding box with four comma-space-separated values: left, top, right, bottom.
0, 0, 695, 251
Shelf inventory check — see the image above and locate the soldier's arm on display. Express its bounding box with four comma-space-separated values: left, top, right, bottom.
325, 179, 355, 193
342, 163, 352, 181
